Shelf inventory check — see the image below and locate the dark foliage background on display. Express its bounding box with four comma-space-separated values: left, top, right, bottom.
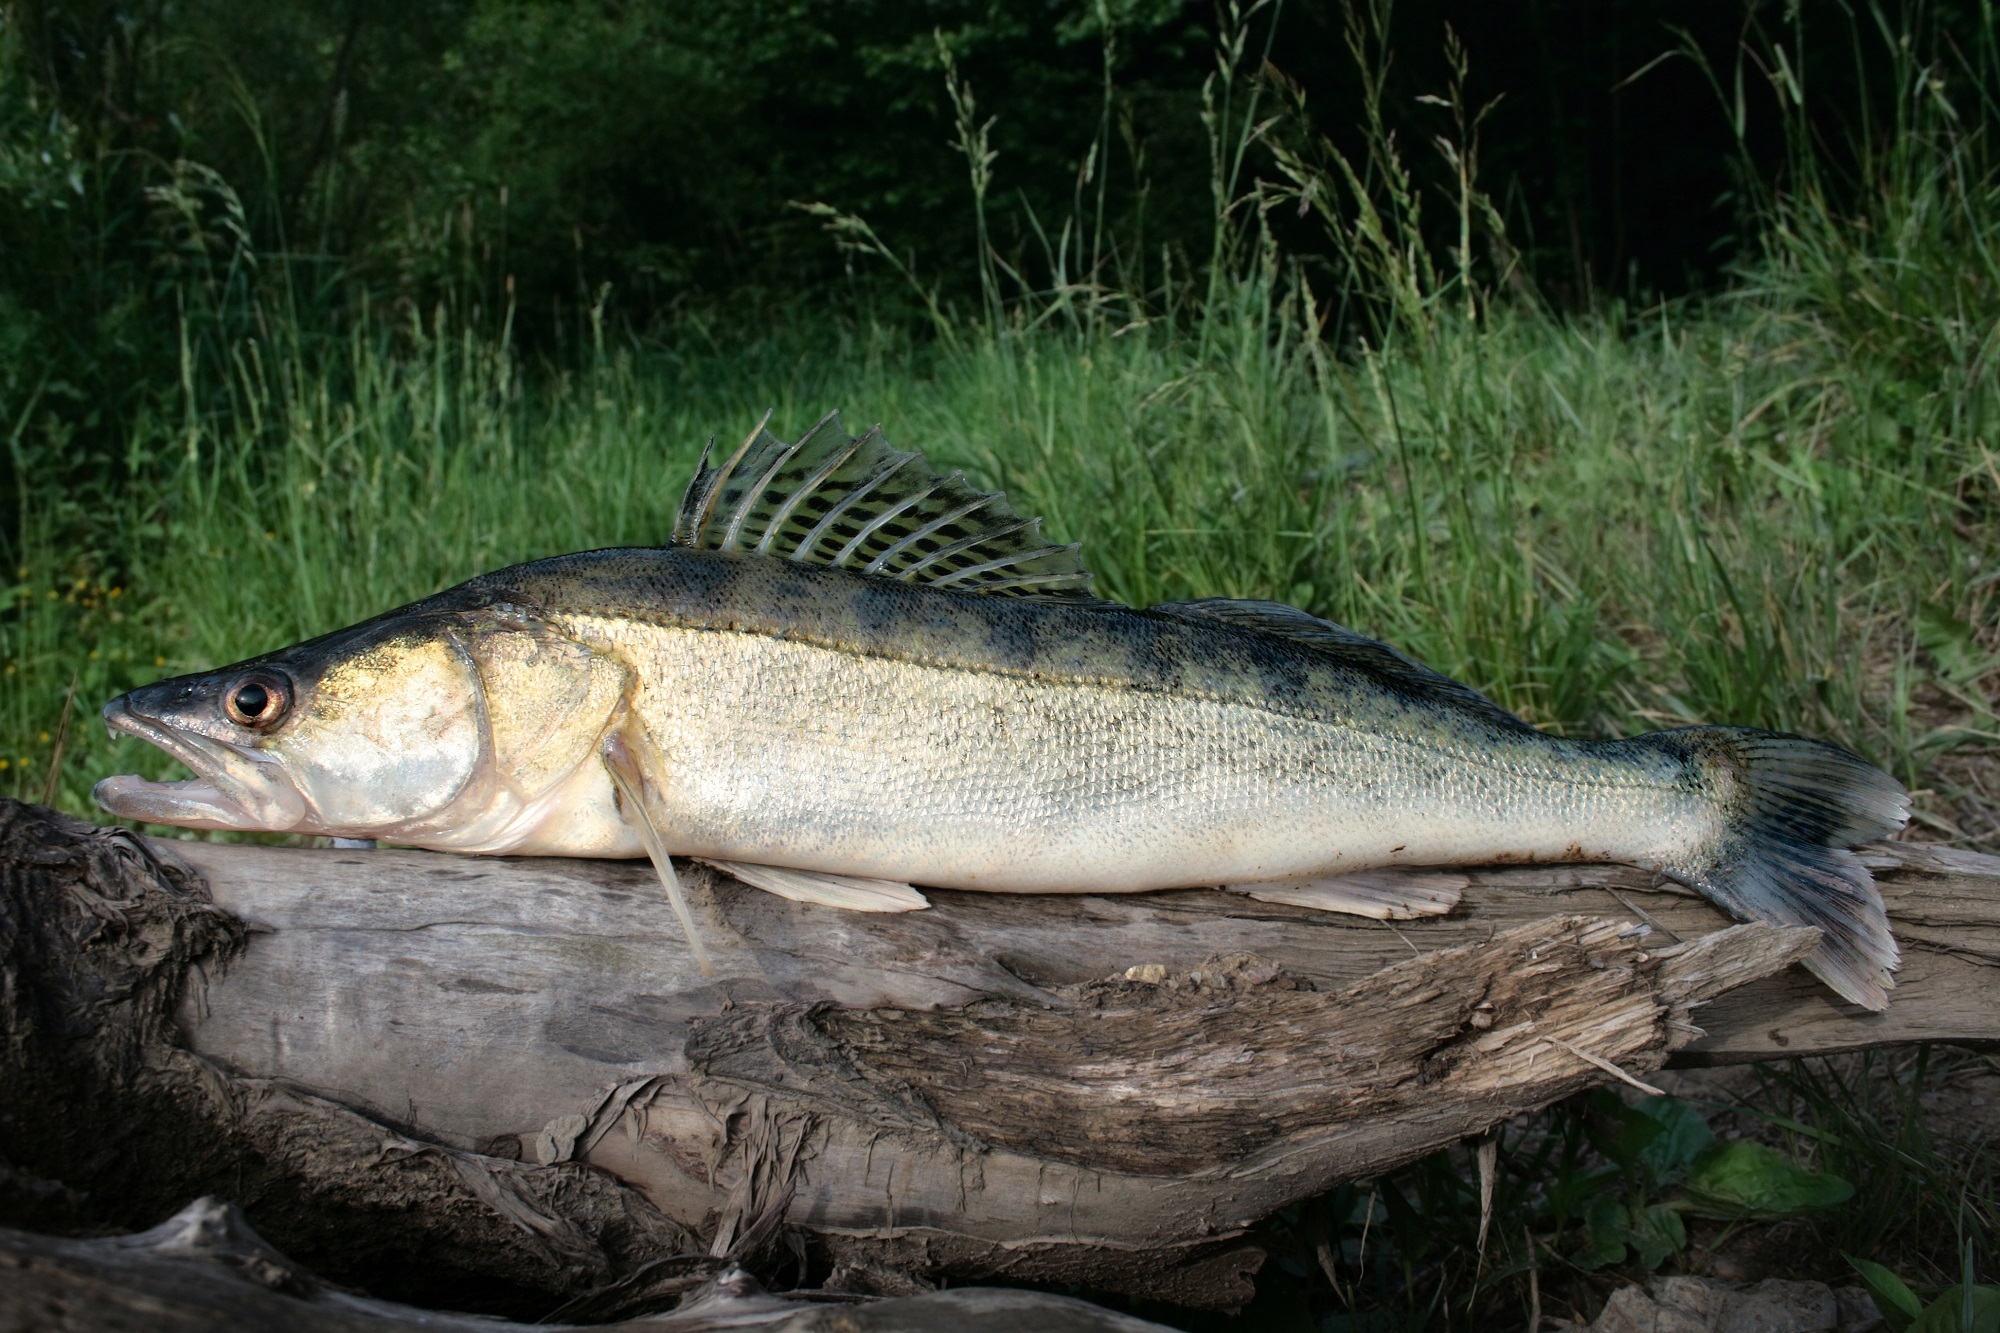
3, 0, 1975, 361
11, 0, 1992, 703
0, 0, 1944, 533
5, 5, 1998, 1327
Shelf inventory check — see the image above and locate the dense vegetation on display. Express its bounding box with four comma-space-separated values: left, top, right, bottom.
2, 0, 1996, 1327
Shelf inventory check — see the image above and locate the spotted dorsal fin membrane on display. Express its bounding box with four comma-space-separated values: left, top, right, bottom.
1146, 598, 1537, 733
673, 410, 1102, 602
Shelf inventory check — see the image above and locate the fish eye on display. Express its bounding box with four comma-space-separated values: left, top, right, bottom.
223, 672, 291, 730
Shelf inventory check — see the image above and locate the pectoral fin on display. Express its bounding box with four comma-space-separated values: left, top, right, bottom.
601, 731, 715, 976
696, 859, 929, 913
1230, 869, 1466, 920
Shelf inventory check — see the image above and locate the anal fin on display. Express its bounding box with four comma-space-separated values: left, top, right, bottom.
1229, 869, 1467, 920
696, 858, 929, 913
602, 731, 715, 976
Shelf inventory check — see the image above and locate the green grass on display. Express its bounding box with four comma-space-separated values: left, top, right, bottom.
3, 4, 1997, 1327
8, 246, 1995, 1331
6, 0, 1995, 826
4, 258, 1993, 832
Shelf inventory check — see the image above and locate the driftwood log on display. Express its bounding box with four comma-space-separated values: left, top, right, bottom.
0, 1197, 1179, 1332
3, 797, 1998, 1320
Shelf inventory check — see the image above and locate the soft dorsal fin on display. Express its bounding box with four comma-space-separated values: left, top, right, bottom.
673, 410, 1102, 602
1146, 598, 1537, 732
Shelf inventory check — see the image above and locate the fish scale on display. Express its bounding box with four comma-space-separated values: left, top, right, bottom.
95, 412, 1910, 1008
505, 551, 1701, 896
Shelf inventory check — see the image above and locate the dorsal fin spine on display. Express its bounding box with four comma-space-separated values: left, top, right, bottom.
723, 433, 807, 550
691, 408, 774, 542
754, 428, 863, 556
927, 536, 1073, 587
831, 473, 955, 567
969, 567, 1092, 594
670, 435, 719, 546
672, 413, 1104, 603
790, 443, 915, 562
864, 493, 998, 575
897, 515, 1036, 579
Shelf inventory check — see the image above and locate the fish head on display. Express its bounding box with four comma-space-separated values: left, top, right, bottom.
96, 604, 635, 847
95, 613, 492, 838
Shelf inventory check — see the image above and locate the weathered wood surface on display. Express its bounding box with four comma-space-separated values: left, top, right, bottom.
169, 837, 2000, 1152
0, 1198, 1178, 1332
5, 798, 1997, 1315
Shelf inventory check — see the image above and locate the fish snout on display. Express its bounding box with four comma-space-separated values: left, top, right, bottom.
94, 691, 309, 832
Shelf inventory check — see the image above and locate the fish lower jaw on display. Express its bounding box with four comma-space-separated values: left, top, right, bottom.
97, 700, 311, 832
93, 774, 278, 832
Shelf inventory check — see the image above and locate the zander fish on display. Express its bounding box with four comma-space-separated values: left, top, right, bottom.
96, 413, 1908, 1005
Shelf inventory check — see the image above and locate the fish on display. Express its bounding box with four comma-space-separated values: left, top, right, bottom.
95, 411, 1909, 1006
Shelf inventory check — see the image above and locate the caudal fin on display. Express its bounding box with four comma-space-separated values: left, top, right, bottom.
1658, 728, 1909, 1010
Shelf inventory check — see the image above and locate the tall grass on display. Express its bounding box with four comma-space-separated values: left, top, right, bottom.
19, 1, 1991, 829
0, 1, 1995, 1324
6, 260, 1989, 819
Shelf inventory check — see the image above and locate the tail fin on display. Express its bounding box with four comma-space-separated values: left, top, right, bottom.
1656, 728, 1909, 1010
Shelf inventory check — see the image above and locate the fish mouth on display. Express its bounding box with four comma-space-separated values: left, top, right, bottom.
94, 699, 309, 832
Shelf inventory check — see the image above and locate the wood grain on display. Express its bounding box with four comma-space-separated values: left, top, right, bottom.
167, 838, 2000, 1159
7, 796, 1994, 1310
151, 833, 1998, 1297
0, 1198, 1178, 1331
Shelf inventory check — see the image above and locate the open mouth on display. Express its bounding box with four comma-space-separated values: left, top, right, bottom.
94, 699, 307, 832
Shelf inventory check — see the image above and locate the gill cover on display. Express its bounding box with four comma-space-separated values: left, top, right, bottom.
461, 614, 631, 809
275, 625, 490, 833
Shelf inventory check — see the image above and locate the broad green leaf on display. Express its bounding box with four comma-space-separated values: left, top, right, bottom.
1681, 1140, 1853, 1217
1627, 1202, 1687, 1272
1634, 1096, 1714, 1182
1574, 1197, 1689, 1272
1846, 1253, 1925, 1332
1587, 1088, 1664, 1172
1547, 1165, 1620, 1222
1907, 1285, 2000, 1333
1575, 1196, 1628, 1270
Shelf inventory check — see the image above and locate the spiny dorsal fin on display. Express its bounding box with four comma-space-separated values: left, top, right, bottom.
673, 410, 1102, 602
1146, 598, 1537, 732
